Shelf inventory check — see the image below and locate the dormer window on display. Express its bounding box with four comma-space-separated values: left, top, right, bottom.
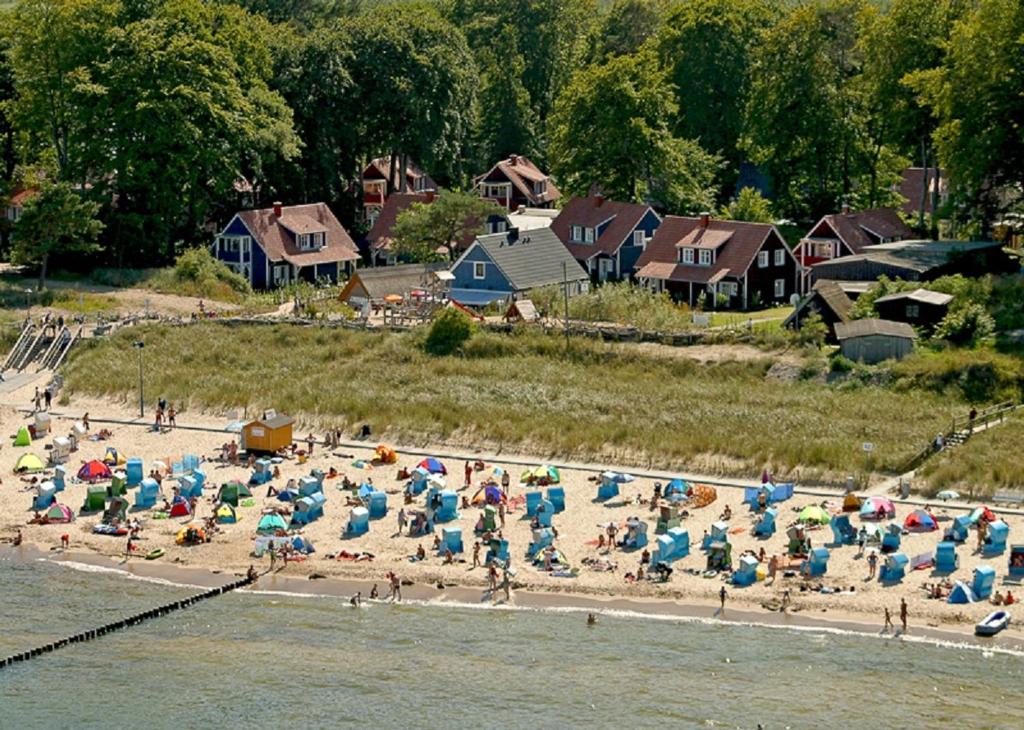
698, 249, 712, 266
681, 247, 694, 264
584, 227, 595, 243
570, 225, 583, 242
633, 230, 645, 246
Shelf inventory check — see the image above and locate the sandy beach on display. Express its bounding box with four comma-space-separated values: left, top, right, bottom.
2, 383, 1023, 649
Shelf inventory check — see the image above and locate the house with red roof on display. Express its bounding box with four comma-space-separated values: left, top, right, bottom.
211, 201, 360, 289
635, 213, 800, 309
793, 207, 912, 293
473, 154, 560, 210
550, 194, 661, 282
4, 187, 38, 224
361, 156, 436, 226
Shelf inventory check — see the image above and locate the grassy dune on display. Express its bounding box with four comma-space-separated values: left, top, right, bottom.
918, 414, 1024, 497
62, 323, 964, 481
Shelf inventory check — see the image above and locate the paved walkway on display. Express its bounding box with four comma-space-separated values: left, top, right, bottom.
0, 370, 47, 395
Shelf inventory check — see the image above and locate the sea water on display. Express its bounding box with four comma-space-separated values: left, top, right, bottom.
2, 555, 1022, 729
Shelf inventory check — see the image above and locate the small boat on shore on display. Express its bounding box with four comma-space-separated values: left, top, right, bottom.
975, 610, 1011, 636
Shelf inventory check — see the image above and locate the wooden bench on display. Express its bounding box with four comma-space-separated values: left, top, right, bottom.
992, 490, 1024, 506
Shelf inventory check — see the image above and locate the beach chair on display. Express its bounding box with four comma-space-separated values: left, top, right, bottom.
528, 527, 554, 554
346, 507, 370, 536
109, 472, 128, 498
368, 491, 387, 520
126, 458, 143, 488
183, 454, 200, 473
772, 483, 795, 502
53, 465, 66, 493
32, 483, 57, 511
754, 508, 777, 538
134, 478, 160, 509
667, 527, 690, 559
192, 468, 207, 491
298, 476, 321, 498
829, 514, 856, 545
485, 539, 509, 566
440, 527, 463, 555
656, 505, 681, 534
596, 481, 619, 501
733, 555, 759, 586
879, 552, 908, 583
984, 520, 1009, 556
621, 520, 648, 550
178, 475, 201, 500
477, 505, 498, 533
291, 496, 318, 526
1010, 545, 1024, 578
536, 499, 554, 528
948, 515, 972, 543
250, 459, 273, 486
547, 487, 565, 514
803, 547, 829, 577
433, 490, 459, 523
525, 491, 543, 516
972, 565, 996, 600
881, 523, 901, 553
935, 542, 958, 573
651, 534, 676, 565
702, 521, 729, 550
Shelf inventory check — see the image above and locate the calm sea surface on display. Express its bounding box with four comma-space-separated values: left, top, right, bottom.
2, 554, 1022, 729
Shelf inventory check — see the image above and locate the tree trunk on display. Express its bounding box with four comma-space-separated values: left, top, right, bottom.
387, 152, 398, 197
918, 141, 929, 233
399, 153, 408, 193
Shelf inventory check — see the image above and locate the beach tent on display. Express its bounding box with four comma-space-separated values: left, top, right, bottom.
102, 447, 126, 466
418, 457, 447, 475
256, 513, 288, 535
45, 503, 74, 523
275, 487, 299, 503
13, 425, 32, 447
842, 493, 862, 512
903, 509, 938, 532
524, 465, 560, 484
175, 525, 206, 546
14, 452, 45, 473
219, 481, 252, 507
216, 504, 238, 524
78, 460, 112, 482
483, 485, 503, 505
947, 581, 977, 604
374, 445, 397, 464
859, 496, 895, 520
82, 486, 106, 512
969, 506, 997, 525
797, 505, 830, 525
169, 496, 192, 518
291, 535, 316, 555
664, 479, 691, 502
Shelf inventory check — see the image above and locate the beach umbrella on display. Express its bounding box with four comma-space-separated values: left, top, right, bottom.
383, 294, 403, 303
903, 509, 938, 532
664, 479, 691, 496
491, 467, 506, 478
152, 460, 169, 475
418, 457, 447, 475
484, 485, 503, 504
797, 505, 830, 524
936, 490, 960, 502
859, 496, 895, 520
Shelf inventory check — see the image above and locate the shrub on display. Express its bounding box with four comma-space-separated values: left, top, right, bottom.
933, 302, 995, 346
829, 353, 855, 373
147, 248, 251, 302
423, 307, 474, 355
790, 311, 827, 348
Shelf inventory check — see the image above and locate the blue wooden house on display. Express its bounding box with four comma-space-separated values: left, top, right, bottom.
551, 195, 661, 282
211, 201, 360, 290
449, 227, 589, 306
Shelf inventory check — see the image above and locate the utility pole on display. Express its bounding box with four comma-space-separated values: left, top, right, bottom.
562, 261, 570, 350
133, 341, 145, 418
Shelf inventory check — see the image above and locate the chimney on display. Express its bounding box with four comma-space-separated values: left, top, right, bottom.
425, 190, 436, 203
841, 203, 852, 215
594, 192, 605, 208
699, 212, 710, 228
508, 154, 519, 166
516, 204, 526, 214
507, 227, 519, 244
272, 201, 283, 218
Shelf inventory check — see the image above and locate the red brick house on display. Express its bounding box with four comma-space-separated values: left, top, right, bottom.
473, 154, 560, 210
793, 207, 912, 293
361, 156, 436, 225
635, 214, 800, 309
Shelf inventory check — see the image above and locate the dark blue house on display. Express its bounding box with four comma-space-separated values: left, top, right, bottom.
211, 202, 360, 290
449, 228, 589, 306
551, 195, 661, 282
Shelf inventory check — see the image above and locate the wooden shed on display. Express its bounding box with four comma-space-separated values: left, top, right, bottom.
834, 319, 916, 364
241, 412, 294, 453
784, 280, 853, 343
873, 288, 952, 332
504, 298, 539, 323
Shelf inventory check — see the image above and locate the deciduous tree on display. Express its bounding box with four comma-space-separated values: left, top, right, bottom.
390, 190, 501, 263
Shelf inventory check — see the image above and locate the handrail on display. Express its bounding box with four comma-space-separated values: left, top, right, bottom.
899, 401, 1021, 473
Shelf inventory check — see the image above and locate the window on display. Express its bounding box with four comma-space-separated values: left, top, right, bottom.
720, 282, 737, 297
413, 177, 427, 192
570, 225, 582, 242
682, 247, 694, 264
473, 262, 486, 280
534, 179, 547, 195
906, 304, 919, 318
633, 230, 645, 246
584, 227, 595, 243
774, 279, 785, 298
758, 251, 769, 268
491, 220, 507, 234
698, 249, 712, 266
485, 184, 507, 198
273, 266, 288, 285
774, 248, 785, 266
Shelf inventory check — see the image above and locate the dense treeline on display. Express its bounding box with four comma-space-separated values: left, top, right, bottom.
0, 0, 1021, 271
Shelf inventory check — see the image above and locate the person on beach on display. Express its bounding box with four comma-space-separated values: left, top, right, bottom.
900, 598, 908, 633
389, 572, 402, 602
44, 387, 52, 410
867, 551, 878, 579
370, 584, 379, 599
61, 534, 69, 549
781, 589, 791, 611
247, 565, 258, 583
501, 470, 510, 496
857, 527, 867, 557
606, 522, 618, 550
719, 586, 728, 611
13, 529, 23, 546
464, 461, 472, 489
396, 507, 407, 536
82, 412, 90, 431
155, 407, 163, 431
501, 568, 511, 602
269, 547, 277, 571
488, 563, 498, 592
587, 613, 597, 626
883, 607, 894, 632
168, 406, 176, 429
306, 433, 315, 455
33, 387, 41, 413
350, 592, 362, 607
472, 541, 481, 568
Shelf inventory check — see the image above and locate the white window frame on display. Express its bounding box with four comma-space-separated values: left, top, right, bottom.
534, 179, 547, 195
682, 247, 694, 264
473, 262, 486, 280
273, 266, 288, 285
698, 249, 712, 266
584, 227, 595, 244
633, 230, 645, 246
758, 251, 769, 268
721, 282, 737, 297
494, 220, 507, 234
571, 225, 582, 242
774, 248, 785, 266
774, 278, 785, 298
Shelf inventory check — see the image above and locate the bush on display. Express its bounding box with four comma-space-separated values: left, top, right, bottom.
829, 353, 855, 373
423, 307, 474, 355
147, 248, 251, 303
933, 302, 995, 346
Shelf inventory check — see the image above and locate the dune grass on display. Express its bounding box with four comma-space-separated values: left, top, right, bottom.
918, 413, 1024, 497
61, 323, 967, 482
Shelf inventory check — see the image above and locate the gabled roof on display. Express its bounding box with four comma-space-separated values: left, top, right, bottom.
474, 155, 561, 206
234, 203, 359, 267
635, 216, 786, 283
363, 156, 436, 192
550, 196, 655, 259
783, 280, 852, 330
812, 208, 913, 255
468, 228, 588, 291
344, 263, 446, 301
811, 239, 1003, 277
834, 318, 917, 340
248, 415, 294, 429
874, 288, 953, 307
366, 193, 432, 252
9, 188, 39, 207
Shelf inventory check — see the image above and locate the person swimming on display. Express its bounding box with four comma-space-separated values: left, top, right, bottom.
587, 613, 597, 626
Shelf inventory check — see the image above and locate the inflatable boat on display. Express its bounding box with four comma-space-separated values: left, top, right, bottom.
975, 610, 1011, 636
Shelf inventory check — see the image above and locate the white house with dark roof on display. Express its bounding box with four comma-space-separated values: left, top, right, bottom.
211, 201, 360, 289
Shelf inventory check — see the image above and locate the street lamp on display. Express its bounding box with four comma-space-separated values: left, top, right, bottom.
24, 288, 32, 321
132, 341, 145, 418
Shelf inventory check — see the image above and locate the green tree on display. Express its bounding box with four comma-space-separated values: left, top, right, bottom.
549, 52, 719, 212
653, 0, 773, 193
423, 307, 475, 356
911, 0, 1024, 231
721, 186, 773, 223
589, 0, 667, 62
475, 25, 537, 166
390, 190, 502, 263
229, 0, 360, 28
12, 180, 103, 289
743, 0, 868, 219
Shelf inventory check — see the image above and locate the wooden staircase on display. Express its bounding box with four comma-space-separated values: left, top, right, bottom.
900, 400, 1022, 473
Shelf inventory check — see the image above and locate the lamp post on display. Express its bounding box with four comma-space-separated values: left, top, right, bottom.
132, 341, 145, 418
24, 288, 32, 322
